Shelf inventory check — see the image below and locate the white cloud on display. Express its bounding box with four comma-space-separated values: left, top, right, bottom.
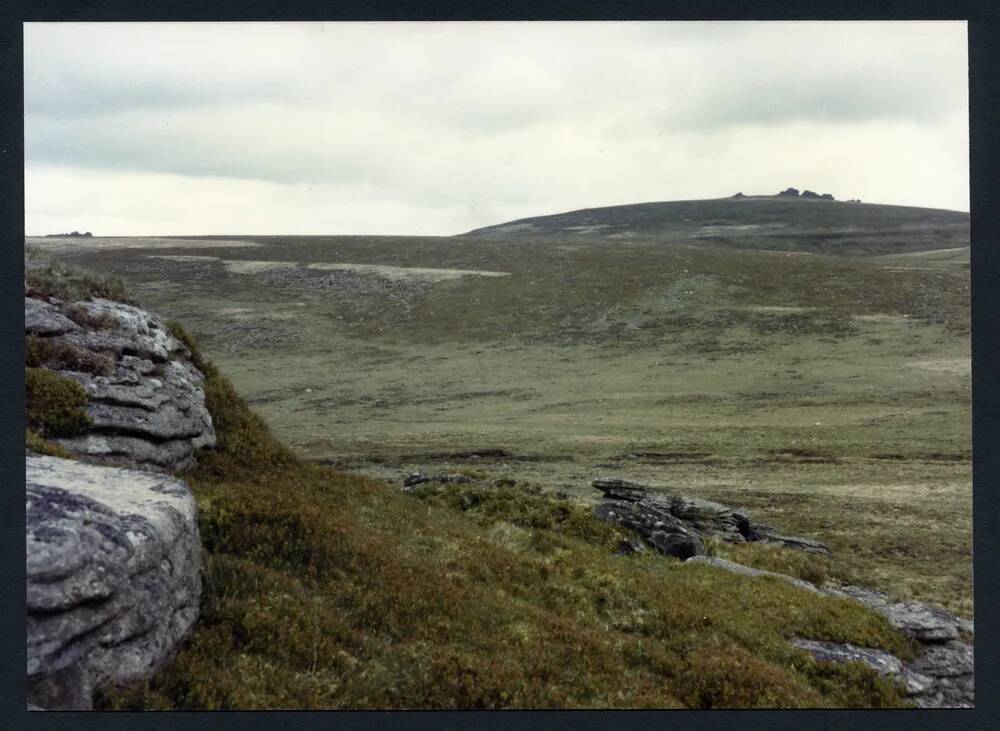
24, 21, 969, 235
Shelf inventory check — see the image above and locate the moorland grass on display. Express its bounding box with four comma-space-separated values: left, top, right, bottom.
36, 230, 969, 615
90, 325, 913, 709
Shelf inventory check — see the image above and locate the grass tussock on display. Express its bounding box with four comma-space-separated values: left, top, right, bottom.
94, 329, 913, 710
26, 368, 91, 438
710, 540, 831, 586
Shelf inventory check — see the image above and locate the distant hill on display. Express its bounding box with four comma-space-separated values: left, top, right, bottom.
462, 196, 970, 256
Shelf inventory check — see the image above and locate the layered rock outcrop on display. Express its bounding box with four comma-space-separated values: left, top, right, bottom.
26, 455, 202, 710
25, 294, 216, 472
592, 477, 829, 558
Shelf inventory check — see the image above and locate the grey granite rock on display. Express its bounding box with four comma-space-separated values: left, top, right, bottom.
832, 585, 964, 643
790, 639, 935, 697
25, 297, 78, 336
594, 493, 707, 559
25, 294, 215, 472
26, 455, 201, 710
592, 477, 828, 556
591, 477, 649, 502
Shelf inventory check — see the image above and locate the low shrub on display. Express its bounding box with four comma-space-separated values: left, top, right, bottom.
26, 335, 115, 376
26, 367, 91, 437
25, 428, 74, 458
166, 320, 297, 481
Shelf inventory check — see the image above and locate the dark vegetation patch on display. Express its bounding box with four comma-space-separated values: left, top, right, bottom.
405, 481, 627, 549
26, 335, 115, 376
763, 448, 842, 465
26, 367, 92, 437
417, 448, 548, 462
26, 428, 74, 459
64, 304, 118, 330
334, 449, 575, 467
621, 451, 718, 465
871, 452, 970, 463
95, 327, 910, 709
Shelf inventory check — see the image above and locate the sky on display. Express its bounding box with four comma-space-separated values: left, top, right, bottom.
24, 21, 969, 236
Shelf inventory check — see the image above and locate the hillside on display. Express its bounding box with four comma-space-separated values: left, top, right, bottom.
24, 205, 972, 708
463, 196, 970, 256
25, 263, 936, 709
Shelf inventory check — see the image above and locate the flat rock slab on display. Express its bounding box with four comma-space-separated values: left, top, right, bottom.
26, 455, 201, 710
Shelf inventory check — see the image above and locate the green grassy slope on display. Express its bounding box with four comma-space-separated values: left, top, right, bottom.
24, 224, 969, 708
26, 220, 971, 618
84, 325, 912, 709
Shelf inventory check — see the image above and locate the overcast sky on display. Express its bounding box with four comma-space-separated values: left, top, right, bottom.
24, 21, 968, 236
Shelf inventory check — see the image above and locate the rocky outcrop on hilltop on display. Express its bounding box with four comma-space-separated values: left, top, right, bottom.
592, 477, 830, 559
26, 455, 202, 710
25, 293, 216, 472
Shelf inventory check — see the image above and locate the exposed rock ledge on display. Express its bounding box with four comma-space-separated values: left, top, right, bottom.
26, 455, 202, 710
25, 294, 216, 472
592, 477, 829, 559
592, 478, 972, 707
685, 556, 973, 708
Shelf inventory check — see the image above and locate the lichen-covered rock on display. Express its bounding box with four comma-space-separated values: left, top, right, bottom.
591, 477, 829, 555
831, 585, 966, 643
593, 488, 706, 559
25, 297, 78, 336
790, 639, 935, 697
25, 294, 215, 472
26, 455, 201, 710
